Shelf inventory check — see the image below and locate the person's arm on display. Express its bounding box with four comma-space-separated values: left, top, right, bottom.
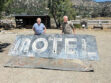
32, 24, 37, 35
44, 27, 46, 33
42, 23, 46, 33
32, 25, 37, 35
61, 25, 64, 34
32, 27, 36, 34
73, 28, 76, 34
70, 22, 76, 34
62, 29, 64, 34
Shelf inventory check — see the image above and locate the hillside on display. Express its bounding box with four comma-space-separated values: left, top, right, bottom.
71, 0, 99, 7
71, 0, 111, 7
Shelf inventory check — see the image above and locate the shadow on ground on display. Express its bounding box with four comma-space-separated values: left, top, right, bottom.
0, 43, 10, 52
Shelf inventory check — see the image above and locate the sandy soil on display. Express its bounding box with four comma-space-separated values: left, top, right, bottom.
0, 29, 111, 83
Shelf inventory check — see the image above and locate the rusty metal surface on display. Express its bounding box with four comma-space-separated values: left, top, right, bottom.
4, 56, 93, 72
8, 34, 99, 61
6, 34, 99, 71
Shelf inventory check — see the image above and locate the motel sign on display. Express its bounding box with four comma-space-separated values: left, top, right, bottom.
9, 34, 99, 61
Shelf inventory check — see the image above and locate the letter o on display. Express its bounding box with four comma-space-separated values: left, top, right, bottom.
32, 38, 48, 53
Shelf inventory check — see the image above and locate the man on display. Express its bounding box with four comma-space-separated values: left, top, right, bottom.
33, 18, 46, 35
62, 16, 75, 34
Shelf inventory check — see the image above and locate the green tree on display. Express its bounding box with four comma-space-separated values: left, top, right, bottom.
100, 5, 111, 17
0, 0, 12, 18
6, 0, 48, 15
48, 0, 76, 28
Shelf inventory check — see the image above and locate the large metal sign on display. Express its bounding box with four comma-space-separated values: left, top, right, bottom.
4, 56, 94, 72
9, 34, 99, 61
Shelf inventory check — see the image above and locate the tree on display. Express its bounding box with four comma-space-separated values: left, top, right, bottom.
0, 0, 12, 18
6, 0, 48, 15
48, 0, 76, 28
100, 5, 111, 17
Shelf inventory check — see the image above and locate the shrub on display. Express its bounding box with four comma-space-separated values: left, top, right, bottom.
74, 24, 81, 28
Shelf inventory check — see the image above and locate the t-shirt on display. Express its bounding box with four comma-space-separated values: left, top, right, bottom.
62, 21, 74, 34
33, 23, 45, 35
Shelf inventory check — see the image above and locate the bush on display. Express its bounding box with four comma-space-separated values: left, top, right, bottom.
74, 24, 81, 28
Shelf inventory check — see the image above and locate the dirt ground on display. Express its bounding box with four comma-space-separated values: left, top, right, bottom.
0, 29, 111, 83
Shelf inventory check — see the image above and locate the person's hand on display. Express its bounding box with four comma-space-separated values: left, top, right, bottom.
62, 32, 64, 34
73, 28, 76, 35
44, 27, 46, 34
44, 30, 46, 34
34, 32, 36, 35
74, 32, 76, 34
73, 32, 76, 35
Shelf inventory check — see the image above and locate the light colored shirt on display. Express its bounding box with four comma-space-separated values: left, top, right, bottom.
33, 23, 45, 35
62, 21, 74, 34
